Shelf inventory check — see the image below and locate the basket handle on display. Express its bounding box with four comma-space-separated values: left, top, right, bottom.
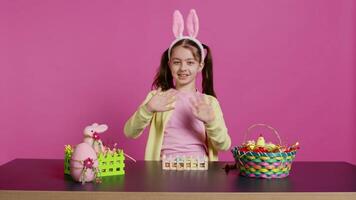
243, 123, 282, 145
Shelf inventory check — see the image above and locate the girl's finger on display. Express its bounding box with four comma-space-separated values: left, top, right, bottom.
166, 97, 176, 105
162, 89, 175, 97
156, 87, 162, 95
166, 91, 178, 98
195, 94, 205, 105
190, 103, 198, 117
164, 88, 175, 96
167, 95, 176, 101
189, 97, 198, 107
165, 103, 175, 110
166, 88, 176, 93
202, 95, 210, 105
165, 106, 175, 111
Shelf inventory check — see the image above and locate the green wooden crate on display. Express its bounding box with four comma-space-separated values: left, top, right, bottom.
97, 150, 125, 176
64, 145, 73, 175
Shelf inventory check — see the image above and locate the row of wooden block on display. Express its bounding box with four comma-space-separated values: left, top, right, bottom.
161, 155, 208, 170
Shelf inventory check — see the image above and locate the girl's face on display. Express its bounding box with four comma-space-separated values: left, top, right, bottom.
169, 45, 204, 90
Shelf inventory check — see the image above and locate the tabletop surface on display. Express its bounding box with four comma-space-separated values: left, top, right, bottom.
0, 159, 356, 192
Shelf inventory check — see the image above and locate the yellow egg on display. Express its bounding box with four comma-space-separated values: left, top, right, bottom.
256, 135, 265, 147
247, 144, 255, 151
265, 142, 276, 151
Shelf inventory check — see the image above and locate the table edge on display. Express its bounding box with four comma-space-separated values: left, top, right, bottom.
1, 190, 356, 200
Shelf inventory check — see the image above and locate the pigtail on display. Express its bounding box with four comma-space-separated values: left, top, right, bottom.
152, 49, 174, 91
202, 44, 216, 98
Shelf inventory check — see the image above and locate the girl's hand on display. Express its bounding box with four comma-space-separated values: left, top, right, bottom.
145, 88, 177, 112
190, 95, 215, 124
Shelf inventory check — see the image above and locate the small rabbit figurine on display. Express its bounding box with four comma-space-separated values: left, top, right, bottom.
83, 123, 108, 153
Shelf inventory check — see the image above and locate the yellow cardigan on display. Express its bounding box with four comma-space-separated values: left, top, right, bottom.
124, 90, 231, 161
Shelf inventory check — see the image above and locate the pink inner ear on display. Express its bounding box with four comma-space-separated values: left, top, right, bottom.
186, 9, 199, 38
95, 125, 108, 133
172, 10, 184, 38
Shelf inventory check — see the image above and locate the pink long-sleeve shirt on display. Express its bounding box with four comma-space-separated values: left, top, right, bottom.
160, 90, 208, 158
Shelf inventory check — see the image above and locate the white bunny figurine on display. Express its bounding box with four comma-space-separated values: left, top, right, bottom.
83, 123, 108, 154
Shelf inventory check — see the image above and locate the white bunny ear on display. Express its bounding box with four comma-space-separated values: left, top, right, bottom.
95, 124, 108, 133
92, 123, 99, 127
186, 9, 199, 38
172, 10, 184, 38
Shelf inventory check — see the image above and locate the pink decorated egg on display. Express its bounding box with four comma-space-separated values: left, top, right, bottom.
70, 143, 98, 183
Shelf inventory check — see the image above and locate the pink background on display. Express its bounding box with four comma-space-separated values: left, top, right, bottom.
1, 0, 355, 165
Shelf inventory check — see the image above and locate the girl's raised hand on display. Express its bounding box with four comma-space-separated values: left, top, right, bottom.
145, 88, 177, 113
190, 95, 215, 124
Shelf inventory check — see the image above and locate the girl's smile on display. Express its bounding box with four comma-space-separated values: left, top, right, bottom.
177, 72, 190, 79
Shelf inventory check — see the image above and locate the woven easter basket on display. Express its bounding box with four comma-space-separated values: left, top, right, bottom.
231, 124, 297, 179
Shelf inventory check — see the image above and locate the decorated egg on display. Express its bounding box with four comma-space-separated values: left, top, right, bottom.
265, 142, 276, 151
70, 143, 99, 183
244, 140, 255, 150
256, 134, 265, 147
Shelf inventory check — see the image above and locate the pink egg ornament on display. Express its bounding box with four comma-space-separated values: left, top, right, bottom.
70, 143, 99, 183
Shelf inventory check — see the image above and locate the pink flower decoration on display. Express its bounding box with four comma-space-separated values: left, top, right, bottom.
83, 158, 94, 169
92, 133, 100, 140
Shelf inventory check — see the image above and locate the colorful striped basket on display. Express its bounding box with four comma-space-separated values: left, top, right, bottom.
231, 124, 297, 179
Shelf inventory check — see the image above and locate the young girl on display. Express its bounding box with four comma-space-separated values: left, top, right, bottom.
124, 9, 231, 161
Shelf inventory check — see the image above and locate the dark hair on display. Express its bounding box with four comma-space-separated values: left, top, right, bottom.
152, 39, 216, 97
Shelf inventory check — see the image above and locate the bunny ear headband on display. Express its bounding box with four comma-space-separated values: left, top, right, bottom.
168, 9, 205, 64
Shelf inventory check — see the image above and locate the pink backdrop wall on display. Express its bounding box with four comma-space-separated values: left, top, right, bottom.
1, 0, 355, 165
